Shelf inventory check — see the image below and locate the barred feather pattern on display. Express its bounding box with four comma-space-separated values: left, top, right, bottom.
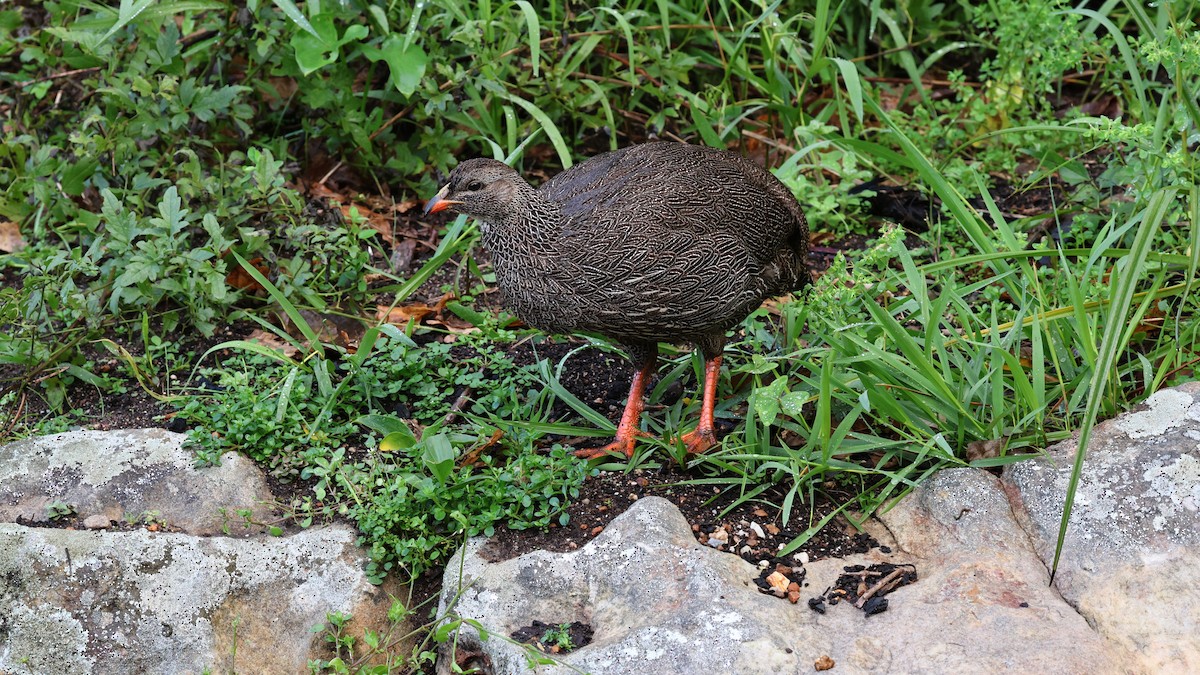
434, 142, 811, 362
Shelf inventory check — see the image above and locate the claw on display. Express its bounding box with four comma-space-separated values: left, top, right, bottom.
575, 438, 636, 459
576, 429, 651, 459
678, 427, 718, 455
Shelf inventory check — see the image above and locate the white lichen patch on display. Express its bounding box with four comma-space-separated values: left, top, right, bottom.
1114, 389, 1195, 439
0, 429, 187, 489
1141, 453, 1200, 533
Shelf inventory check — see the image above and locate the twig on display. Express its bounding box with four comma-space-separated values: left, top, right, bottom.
1, 390, 26, 437
442, 384, 475, 426
855, 568, 906, 608
456, 429, 505, 467
18, 67, 101, 87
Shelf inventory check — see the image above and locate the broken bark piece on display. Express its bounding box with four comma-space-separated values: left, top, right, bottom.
766, 571, 790, 594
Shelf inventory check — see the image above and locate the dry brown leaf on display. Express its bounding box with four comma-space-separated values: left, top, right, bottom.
286, 310, 365, 350
246, 329, 300, 359
965, 437, 1008, 463
225, 256, 268, 292
308, 182, 344, 202
341, 203, 397, 245
427, 315, 478, 334
378, 292, 457, 327
266, 77, 298, 102
394, 199, 422, 214
390, 238, 418, 273
0, 220, 26, 253
378, 303, 438, 325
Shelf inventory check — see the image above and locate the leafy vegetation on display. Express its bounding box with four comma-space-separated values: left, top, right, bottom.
1, 0, 1197, 641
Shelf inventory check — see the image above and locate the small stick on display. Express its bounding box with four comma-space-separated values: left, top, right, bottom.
18, 67, 101, 87
442, 385, 475, 426
456, 429, 505, 467
855, 568, 905, 608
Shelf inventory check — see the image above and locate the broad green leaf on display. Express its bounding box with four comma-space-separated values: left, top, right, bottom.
781, 391, 808, 420
367, 35, 427, 97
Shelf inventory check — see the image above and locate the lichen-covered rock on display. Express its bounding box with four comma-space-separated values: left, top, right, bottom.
0, 524, 395, 674
1007, 381, 1200, 672
438, 483, 1127, 675
0, 429, 408, 674
0, 429, 274, 535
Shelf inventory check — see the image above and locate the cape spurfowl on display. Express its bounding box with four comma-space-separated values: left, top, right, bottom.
425, 141, 811, 458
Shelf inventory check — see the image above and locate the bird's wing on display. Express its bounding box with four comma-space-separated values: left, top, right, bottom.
548, 223, 761, 338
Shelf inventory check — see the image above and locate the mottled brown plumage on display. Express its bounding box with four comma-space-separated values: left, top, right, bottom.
425, 142, 810, 457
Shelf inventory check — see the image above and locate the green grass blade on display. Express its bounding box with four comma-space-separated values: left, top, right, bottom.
232, 251, 323, 357
272, 0, 321, 40
503, 93, 573, 168
514, 1, 541, 77
1050, 186, 1177, 580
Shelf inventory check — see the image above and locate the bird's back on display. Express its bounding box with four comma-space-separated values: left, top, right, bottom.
523, 143, 809, 346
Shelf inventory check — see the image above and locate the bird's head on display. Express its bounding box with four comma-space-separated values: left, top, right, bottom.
424, 158, 526, 221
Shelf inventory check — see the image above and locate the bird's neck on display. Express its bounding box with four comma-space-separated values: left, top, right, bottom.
485, 186, 564, 257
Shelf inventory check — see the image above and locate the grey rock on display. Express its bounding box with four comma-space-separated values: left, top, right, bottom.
1007, 381, 1200, 672
0, 429, 275, 535
0, 523, 398, 674
438, 482, 1126, 675
0, 429, 411, 674
82, 514, 110, 529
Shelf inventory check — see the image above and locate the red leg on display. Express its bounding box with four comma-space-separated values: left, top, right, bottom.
576, 358, 655, 459
679, 354, 722, 454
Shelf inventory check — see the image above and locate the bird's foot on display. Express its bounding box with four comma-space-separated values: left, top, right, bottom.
678, 427, 718, 455
575, 431, 648, 459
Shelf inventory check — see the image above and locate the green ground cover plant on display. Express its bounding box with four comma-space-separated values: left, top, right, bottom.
1, 6, 1198, 663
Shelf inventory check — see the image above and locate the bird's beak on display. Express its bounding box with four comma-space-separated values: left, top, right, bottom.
424, 184, 461, 215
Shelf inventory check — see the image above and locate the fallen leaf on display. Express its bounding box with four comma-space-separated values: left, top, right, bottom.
394, 199, 421, 214
225, 256, 269, 292
457, 429, 505, 467
1077, 93, 1122, 119
284, 310, 366, 350
246, 329, 300, 359
310, 185, 347, 206
378, 303, 437, 325
0, 220, 26, 253
390, 238, 418, 273
341, 203, 397, 246
965, 437, 1007, 463
377, 292, 456, 326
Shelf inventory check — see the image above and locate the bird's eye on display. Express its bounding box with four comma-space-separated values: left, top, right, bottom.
466, 180, 484, 191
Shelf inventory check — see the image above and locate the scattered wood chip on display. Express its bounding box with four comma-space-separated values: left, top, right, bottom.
814, 655, 835, 671
854, 568, 907, 609
766, 571, 790, 595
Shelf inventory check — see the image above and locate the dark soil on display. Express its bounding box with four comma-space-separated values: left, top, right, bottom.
806, 562, 919, 618
510, 619, 594, 654
480, 458, 878, 569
